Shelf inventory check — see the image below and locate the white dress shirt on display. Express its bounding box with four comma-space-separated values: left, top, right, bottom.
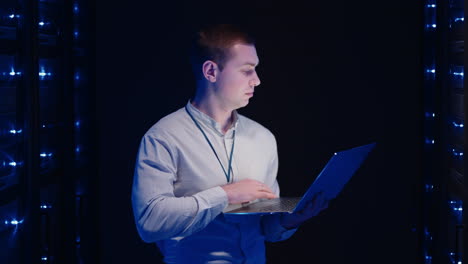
132, 101, 296, 264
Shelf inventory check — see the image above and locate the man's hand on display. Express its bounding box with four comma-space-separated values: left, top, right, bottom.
221, 179, 278, 204
280, 192, 329, 229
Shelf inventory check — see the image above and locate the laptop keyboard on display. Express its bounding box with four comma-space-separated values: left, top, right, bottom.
248, 198, 300, 212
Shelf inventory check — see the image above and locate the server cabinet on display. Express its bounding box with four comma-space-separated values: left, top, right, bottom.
0, 0, 96, 263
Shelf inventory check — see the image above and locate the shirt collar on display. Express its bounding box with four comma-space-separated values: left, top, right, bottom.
186, 100, 239, 136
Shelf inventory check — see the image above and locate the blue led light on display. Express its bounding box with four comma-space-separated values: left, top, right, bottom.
74, 31, 79, 38
426, 69, 436, 73
40, 204, 52, 209
73, 3, 79, 13
75, 121, 80, 127
448, 200, 463, 212
9, 14, 15, 19
40, 152, 53, 158
426, 4, 436, 8
452, 121, 464, 128
424, 255, 432, 264
426, 24, 437, 28
41, 257, 47, 261
451, 149, 464, 157
9, 129, 22, 134
9, 161, 17, 167
425, 184, 434, 192
39, 67, 52, 78
75, 74, 80, 80
38, 21, 45, 26
425, 112, 435, 118
4, 219, 23, 225
453, 72, 464, 77
75, 146, 80, 153
454, 17, 464, 22
425, 138, 435, 144
9, 70, 16, 76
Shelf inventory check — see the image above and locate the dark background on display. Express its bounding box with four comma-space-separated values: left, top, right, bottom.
96, 1, 423, 263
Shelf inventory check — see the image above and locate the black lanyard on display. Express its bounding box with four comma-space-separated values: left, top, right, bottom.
185, 106, 236, 183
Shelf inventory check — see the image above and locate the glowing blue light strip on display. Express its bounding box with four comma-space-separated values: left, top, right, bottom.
40, 204, 52, 209
9, 161, 17, 167
426, 24, 437, 28
39, 68, 52, 78
40, 152, 53, 158
426, 4, 436, 8
453, 72, 464, 77
454, 17, 464, 22
452, 121, 464, 128
448, 200, 463, 211
7, 14, 20, 19
451, 148, 464, 157
38, 21, 45, 26
9, 129, 23, 134
9, 71, 21, 76
4, 219, 23, 225
426, 69, 436, 73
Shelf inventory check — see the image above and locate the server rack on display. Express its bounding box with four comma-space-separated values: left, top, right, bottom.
422, 0, 466, 263
0, 0, 96, 263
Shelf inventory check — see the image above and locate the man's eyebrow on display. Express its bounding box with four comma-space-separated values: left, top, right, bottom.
241, 62, 259, 67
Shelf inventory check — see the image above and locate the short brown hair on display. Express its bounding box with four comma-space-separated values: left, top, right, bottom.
189, 24, 255, 79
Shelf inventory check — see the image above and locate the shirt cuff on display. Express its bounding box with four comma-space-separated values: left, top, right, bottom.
193, 186, 229, 212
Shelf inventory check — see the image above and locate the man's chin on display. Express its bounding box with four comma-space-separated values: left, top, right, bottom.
236, 100, 250, 109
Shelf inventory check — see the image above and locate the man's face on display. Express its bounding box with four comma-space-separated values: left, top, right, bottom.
214, 43, 261, 110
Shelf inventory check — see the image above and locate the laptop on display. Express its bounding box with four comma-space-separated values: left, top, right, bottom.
223, 142, 376, 215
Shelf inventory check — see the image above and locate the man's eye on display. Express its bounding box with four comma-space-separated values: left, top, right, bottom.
243, 70, 254, 75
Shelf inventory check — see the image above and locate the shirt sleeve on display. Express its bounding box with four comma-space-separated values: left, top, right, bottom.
260, 134, 298, 242
131, 132, 229, 243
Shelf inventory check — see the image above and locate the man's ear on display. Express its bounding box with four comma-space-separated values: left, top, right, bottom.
202, 60, 219, 83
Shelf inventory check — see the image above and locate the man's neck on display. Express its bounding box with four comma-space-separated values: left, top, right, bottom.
191, 95, 234, 134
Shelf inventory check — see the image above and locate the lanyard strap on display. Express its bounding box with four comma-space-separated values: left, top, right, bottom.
185, 106, 236, 183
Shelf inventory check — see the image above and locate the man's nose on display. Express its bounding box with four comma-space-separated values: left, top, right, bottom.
250, 72, 261, 87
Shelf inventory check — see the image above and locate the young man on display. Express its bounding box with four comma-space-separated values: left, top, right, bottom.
132, 24, 328, 263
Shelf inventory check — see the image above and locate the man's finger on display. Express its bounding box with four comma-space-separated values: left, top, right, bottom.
259, 192, 277, 199
258, 185, 275, 195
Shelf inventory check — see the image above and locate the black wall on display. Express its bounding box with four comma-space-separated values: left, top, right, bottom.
96, 1, 423, 263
